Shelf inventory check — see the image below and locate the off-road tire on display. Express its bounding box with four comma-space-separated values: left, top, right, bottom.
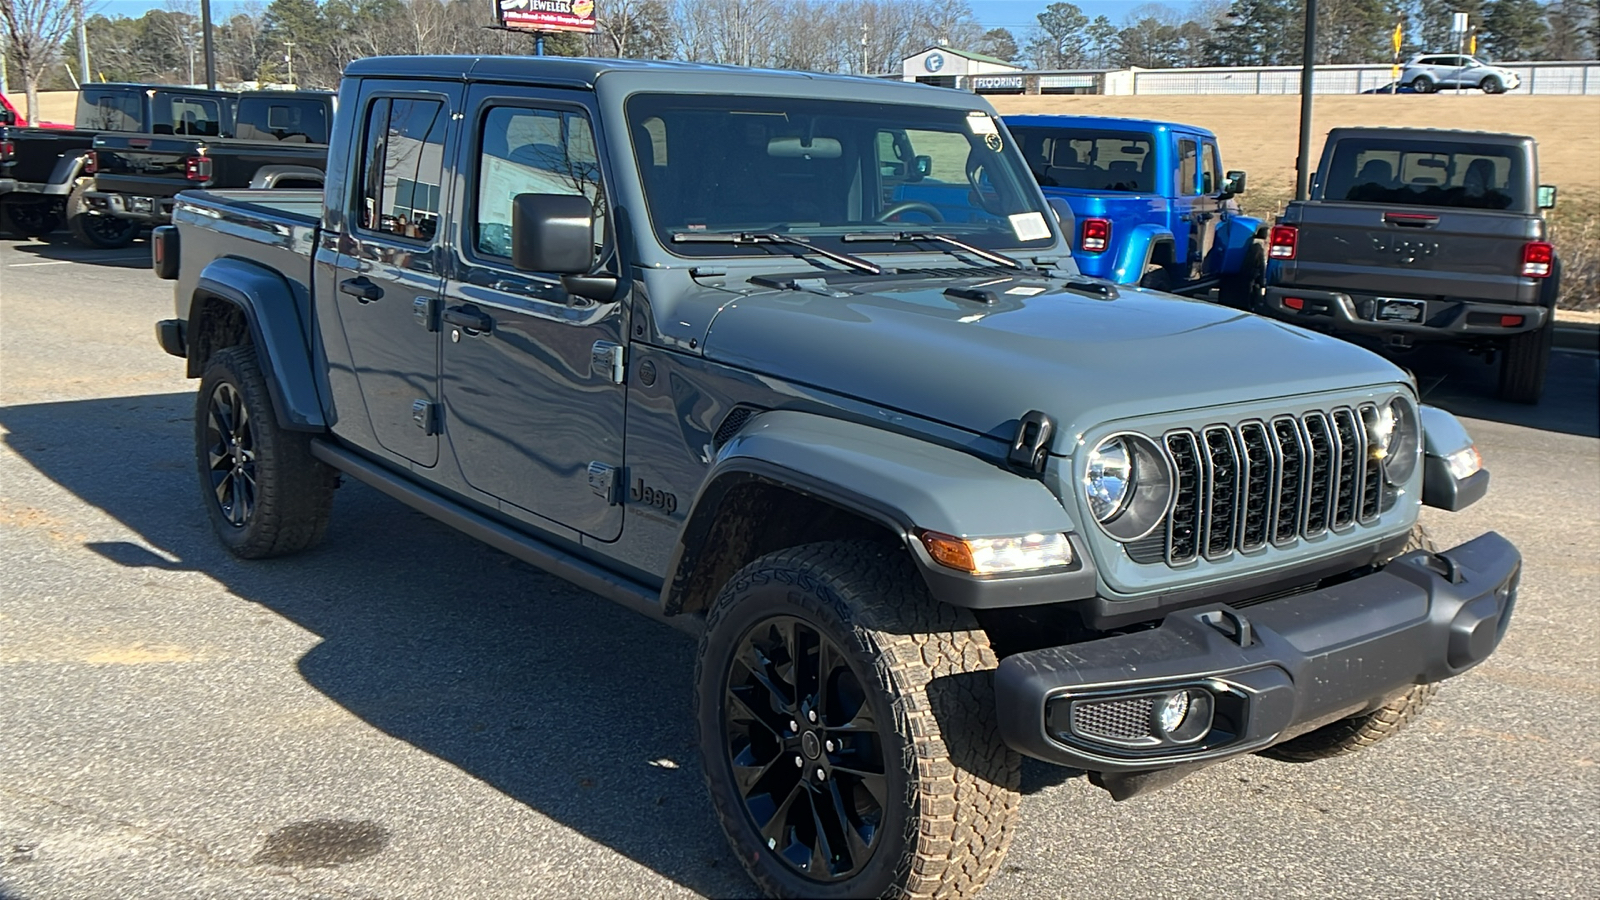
1410, 76, 1436, 93
696, 541, 1021, 900
1219, 241, 1266, 309
1480, 75, 1504, 94
196, 345, 336, 559
1497, 320, 1554, 404
1139, 264, 1176, 293
1, 198, 63, 237
1261, 524, 1439, 762
65, 182, 138, 249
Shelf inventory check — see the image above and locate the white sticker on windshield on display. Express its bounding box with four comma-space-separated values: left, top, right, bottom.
1009, 211, 1052, 242
966, 113, 999, 136
1006, 286, 1047, 296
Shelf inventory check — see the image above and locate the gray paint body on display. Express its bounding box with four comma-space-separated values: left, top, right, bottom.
168, 57, 1464, 619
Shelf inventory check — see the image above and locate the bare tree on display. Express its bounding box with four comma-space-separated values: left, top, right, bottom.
1, 0, 79, 122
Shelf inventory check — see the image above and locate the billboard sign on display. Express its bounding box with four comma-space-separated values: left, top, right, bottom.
496, 0, 596, 34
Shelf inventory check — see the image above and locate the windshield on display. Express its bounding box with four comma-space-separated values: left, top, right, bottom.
1322, 138, 1528, 211
1007, 127, 1154, 193
625, 93, 1057, 257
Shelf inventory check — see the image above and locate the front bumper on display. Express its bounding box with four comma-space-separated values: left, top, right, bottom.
1261, 286, 1547, 339
84, 190, 175, 224
995, 531, 1519, 773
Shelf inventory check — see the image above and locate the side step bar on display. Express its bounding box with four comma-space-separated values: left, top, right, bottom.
310, 440, 700, 637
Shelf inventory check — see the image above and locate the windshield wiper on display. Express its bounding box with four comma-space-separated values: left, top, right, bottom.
841, 231, 1032, 271
672, 231, 882, 275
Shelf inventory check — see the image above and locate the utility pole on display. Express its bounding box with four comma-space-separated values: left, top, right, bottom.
201, 0, 216, 89
1294, 0, 1318, 200
861, 23, 868, 75
76, 0, 90, 84
285, 40, 295, 86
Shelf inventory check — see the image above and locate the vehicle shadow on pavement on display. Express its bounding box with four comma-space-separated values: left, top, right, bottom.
1375, 343, 1598, 438
0, 391, 755, 898
3, 233, 150, 267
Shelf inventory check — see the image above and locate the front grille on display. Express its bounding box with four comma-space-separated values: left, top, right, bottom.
1160, 406, 1380, 566
1071, 696, 1155, 745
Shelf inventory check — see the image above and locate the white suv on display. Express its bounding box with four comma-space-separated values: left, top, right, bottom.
1400, 54, 1521, 93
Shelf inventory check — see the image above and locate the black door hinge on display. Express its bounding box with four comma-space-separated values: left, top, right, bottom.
411, 399, 440, 435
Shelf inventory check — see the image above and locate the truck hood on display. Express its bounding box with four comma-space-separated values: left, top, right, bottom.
700, 272, 1408, 447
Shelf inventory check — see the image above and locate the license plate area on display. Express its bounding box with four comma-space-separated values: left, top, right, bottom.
1375, 298, 1425, 323
128, 196, 153, 214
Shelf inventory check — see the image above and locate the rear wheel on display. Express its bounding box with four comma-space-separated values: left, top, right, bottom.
1497, 321, 1554, 404
1219, 241, 1265, 309
1261, 525, 1439, 762
697, 541, 1020, 899
1139, 264, 1176, 293
66, 182, 138, 249
196, 345, 337, 559
1, 199, 63, 237
1410, 76, 1436, 93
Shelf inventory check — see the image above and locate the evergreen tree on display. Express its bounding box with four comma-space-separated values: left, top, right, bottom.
1482, 0, 1549, 58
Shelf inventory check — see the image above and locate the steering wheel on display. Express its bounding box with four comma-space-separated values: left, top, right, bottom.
877, 200, 944, 223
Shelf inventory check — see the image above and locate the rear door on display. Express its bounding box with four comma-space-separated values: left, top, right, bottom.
1170, 134, 1210, 280
439, 84, 626, 540
330, 81, 462, 467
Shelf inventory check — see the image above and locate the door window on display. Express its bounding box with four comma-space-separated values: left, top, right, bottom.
1201, 141, 1221, 195
355, 97, 449, 242
152, 96, 224, 136
1176, 138, 1199, 196
473, 106, 606, 261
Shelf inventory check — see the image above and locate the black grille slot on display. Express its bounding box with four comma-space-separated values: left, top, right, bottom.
1201, 427, 1239, 559
1237, 422, 1273, 551
1125, 533, 1166, 564
1359, 405, 1382, 522
1165, 432, 1201, 564
712, 406, 760, 448
1302, 413, 1333, 535
1331, 408, 1362, 529
1271, 417, 1304, 545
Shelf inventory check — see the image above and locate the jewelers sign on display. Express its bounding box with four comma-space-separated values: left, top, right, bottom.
496, 0, 596, 34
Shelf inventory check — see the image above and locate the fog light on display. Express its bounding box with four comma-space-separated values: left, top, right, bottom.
1152, 689, 1213, 744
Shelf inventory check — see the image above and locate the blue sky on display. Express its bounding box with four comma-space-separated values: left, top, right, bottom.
91, 0, 1204, 38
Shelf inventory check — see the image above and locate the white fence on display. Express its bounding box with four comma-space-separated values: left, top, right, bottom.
955, 60, 1600, 96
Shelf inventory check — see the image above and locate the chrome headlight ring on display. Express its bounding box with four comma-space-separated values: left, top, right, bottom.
1365, 398, 1421, 485
1083, 432, 1174, 543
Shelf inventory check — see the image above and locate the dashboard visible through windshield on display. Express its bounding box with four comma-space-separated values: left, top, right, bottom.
624, 93, 1057, 257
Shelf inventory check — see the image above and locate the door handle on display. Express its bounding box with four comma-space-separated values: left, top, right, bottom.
339, 277, 383, 303
443, 306, 493, 334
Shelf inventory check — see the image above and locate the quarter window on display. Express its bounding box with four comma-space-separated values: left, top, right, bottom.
356, 97, 448, 242
473, 106, 605, 261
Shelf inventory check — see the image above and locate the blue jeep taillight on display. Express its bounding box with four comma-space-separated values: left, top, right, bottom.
1080, 218, 1111, 253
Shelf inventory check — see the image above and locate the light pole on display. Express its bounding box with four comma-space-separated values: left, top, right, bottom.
285, 40, 295, 86
1294, 0, 1318, 200
201, 0, 216, 89
861, 24, 868, 75
75, 0, 89, 84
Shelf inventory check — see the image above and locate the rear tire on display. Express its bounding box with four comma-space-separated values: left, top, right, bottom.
1261, 525, 1439, 762
1219, 241, 1265, 309
1139, 264, 1176, 293
1497, 321, 1554, 404
196, 345, 337, 559
1, 199, 63, 237
697, 541, 1021, 900
1410, 76, 1436, 93
66, 182, 139, 249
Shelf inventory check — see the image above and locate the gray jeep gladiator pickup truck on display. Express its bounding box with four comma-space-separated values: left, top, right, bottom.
154, 57, 1520, 900
1261, 127, 1561, 404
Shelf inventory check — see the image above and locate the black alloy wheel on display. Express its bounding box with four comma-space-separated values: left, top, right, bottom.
722, 615, 886, 882
1, 200, 63, 237
205, 381, 258, 528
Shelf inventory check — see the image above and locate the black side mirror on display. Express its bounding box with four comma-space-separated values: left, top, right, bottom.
913, 155, 933, 178
512, 193, 596, 275
1224, 170, 1247, 195
0, 108, 15, 126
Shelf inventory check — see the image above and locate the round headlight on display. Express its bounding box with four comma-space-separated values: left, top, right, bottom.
1366, 400, 1420, 485
1085, 437, 1134, 522
1083, 433, 1174, 543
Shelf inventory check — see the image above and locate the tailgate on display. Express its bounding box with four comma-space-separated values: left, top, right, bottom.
93, 136, 199, 196
1283, 202, 1542, 303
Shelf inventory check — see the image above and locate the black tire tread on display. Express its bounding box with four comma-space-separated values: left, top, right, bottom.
197, 345, 336, 559
698, 541, 1021, 900
1260, 524, 1439, 762
1498, 320, 1553, 404
1219, 241, 1265, 309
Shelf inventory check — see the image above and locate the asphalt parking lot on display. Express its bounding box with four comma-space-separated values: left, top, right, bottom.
2, 234, 1597, 900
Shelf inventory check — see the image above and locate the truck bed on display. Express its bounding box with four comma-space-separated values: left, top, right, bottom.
170, 189, 321, 339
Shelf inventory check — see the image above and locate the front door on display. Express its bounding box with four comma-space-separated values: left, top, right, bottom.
440, 87, 626, 540
332, 83, 461, 467
1196, 138, 1225, 277
1171, 135, 1217, 282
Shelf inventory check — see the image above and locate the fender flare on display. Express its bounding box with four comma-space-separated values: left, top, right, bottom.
1214, 213, 1264, 275
42, 154, 90, 195
1420, 405, 1489, 511
248, 164, 327, 190
188, 256, 326, 431
664, 410, 1095, 613
1110, 224, 1173, 285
